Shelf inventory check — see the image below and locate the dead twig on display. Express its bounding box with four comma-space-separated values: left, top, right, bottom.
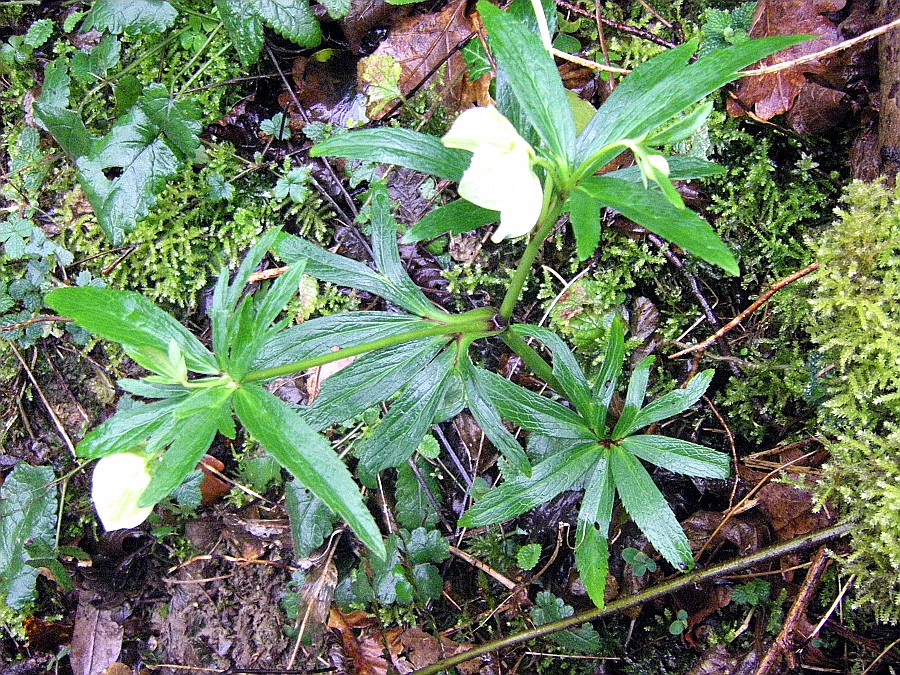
756, 546, 831, 674
413, 523, 852, 675
669, 263, 819, 360
449, 545, 517, 590
741, 17, 900, 77
0, 315, 71, 333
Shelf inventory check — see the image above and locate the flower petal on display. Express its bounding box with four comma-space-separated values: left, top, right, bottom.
442, 105, 533, 157
493, 167, 544, 242
92, 452, 155, 530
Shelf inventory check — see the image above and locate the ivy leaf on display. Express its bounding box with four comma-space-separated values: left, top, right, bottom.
402, 527, 449, 565
70, 33, 121, 84
0, 217, 33, 259
214, 0, 321, 67
139, 84, 202, 160
531, 591, 603, 655
83, 0, 178, 35
0, 464, 57, 610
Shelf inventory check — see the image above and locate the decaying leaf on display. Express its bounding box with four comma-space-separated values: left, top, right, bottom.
70, 589, 124, 675
727, 0, 852, 133
360, 0, 478, 119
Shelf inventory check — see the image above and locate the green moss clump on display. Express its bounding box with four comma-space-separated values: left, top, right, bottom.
808, 179, 900, 621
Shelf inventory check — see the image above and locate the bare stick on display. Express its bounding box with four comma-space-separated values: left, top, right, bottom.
669, 263, 819, 360
413, 523, 852, 675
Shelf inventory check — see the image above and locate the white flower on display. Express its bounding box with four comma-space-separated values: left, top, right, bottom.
92, 452, 155, 530
442, 106, 543, 242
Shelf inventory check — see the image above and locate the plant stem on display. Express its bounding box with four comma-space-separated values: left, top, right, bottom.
243, 319, 489, 383
412, 522, 853, 675
499, 192, 564, 322
500, 329, 557, 390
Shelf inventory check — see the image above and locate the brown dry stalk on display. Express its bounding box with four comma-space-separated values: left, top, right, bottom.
669, 262, 819, 360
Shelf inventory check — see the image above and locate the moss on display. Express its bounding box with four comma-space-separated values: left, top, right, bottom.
807, 179, 900, 621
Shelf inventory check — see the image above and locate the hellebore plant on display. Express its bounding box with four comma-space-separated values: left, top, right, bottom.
45, 0, 806, 608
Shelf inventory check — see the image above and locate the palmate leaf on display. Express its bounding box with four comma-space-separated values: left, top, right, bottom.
620, 435, 730, 479
214, 0, 321, 66
234, 383, 386, 559
45, 287, 218, 375
613, 368, 714, 439
578, 176, 738, 275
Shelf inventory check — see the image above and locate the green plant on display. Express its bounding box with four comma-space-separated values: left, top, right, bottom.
41, 1, 803, 611
622, 547, 657, 577
668, 608, 689, 635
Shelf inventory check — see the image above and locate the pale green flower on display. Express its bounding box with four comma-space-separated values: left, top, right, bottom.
442, 106, 543, 242
92, 451, 155, 530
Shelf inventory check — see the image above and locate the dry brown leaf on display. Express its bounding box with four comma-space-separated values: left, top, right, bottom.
363, 0, 475, 119
728, 0, 847, 124
70, 589, 124, 675
197, 455, 229, 507
306, 353, 358, 404
755, 480, 836, 542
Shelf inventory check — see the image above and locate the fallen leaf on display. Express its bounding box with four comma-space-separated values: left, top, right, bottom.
70, 589, 124, 675
24, 616, 73, 653
307, 353, 358, 404
755, 480, 836, 541
197, 455, 229, 507
728, 0, 848, 126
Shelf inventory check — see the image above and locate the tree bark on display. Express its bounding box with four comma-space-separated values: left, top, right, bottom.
877, 0, 900, 183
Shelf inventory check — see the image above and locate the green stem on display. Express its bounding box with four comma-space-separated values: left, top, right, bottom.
412, 522, 853, 675
499, 188, 564, 322
500, 329, 557, 390
243, 319, 490, 384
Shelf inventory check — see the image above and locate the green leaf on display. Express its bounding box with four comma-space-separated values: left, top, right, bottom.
358, 349, 456, 483
170, 470, 203, 510
214, 0, 320, 66
395, 460, 441, 530
139, 84, 202, 160
70, 33, 121, 85
478, 2, 575, 161
575, 520, 609, 609
531, 591, 603, 655
318, 0, 350, 19
611, 356, 654, 439
609, 447, 692, 570
578, 176, 738, 275
620, 435, 730, 479
411, 563, 443, 601
579, 452, 614, 533
77, 395, 187, 459
460, 443, 598, 527
646, 101, 714, 147
33, 60, 94, 158
75, 107, 183, 244
46, 287, 218, 375
402, 199, 498, 243
510, 325, 593, 418
24, 19, 53, 48
402, 527, 449, 565
590, 317, 625, 431
604, 156, 725, 183
139, 387, 233, 506
473, 367, 593, 441
304, 337, 447, 431
517, 543, 542, 571
0, 464, 57, 609
83, 0, 178, 34
365, 183, 438, 317
234, 383, 385, 559
575, 36, 811, 170
461, 40, 492, 81
312, 128, 470, 182
461, 358, 531, 477
615, 369, 713, 439
256, 311, 432, 371
285, 481, 336, 559
567, 188, 601, 261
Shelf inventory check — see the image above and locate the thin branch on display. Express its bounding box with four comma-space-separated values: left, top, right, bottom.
669, 263, 819, 360
413, 523, 852, 675
0, 315, 72, 333
742, 17, 900, 77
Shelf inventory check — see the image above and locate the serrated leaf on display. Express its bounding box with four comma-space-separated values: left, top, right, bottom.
83, 0, 178, 35
614, 369, 714, 439
0, 464, 57, 609
578, 176, 738, 275
620, 435, 730, 479
517, 543, 542, 571
590, 317, 625, 431
312, 128, 470, 182
70, 33, 121, 84
567, 187, 601, 261
45, 287, 219, 375
304, 337, 447, 431
170, 470, 204, 510
609, 447, 692, 570
531, 591, 603, 655
358, 348, 456, 483
318, 0, 350, 19
214, 0, 320, 67
285, 481, 336, 559
611, 356, 654, 439
460, 443, 598, 527
574, 521, 609, 609
403, 527, 449, 565
76, 395, 187, 459
411, 563, 443, 601
234, 383, 385, 559
604, 156, 726, 183
139, 84, 202, 160
395, 461, 441, 530
24, 19, 53, 49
